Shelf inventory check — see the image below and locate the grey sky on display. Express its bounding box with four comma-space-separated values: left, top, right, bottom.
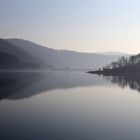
1, 0, 140, 53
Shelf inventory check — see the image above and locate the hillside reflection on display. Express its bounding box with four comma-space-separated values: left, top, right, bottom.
0, 71, 107, 101
0, 72, 41, 100
104, 75, 140, 92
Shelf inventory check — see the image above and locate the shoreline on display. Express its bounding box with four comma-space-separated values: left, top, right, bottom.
87, 70, 140, 76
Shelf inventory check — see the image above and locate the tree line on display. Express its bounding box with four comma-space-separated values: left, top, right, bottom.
103, 54, 140, 70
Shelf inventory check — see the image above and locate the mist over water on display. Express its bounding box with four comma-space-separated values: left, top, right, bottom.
1, 71, 140, 140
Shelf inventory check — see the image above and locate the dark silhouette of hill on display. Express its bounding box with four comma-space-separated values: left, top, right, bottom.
88, 53, 140, 75
108, 63, 140, 74
0, 39, 45, 69
89, 63, 140, 76
6, 38, 124, 70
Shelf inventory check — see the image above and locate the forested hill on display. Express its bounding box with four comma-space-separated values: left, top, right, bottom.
0, 39, 44, 69
89, 54, 140, 75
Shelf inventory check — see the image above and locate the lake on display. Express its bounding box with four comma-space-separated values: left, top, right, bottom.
1, 71, 140, 140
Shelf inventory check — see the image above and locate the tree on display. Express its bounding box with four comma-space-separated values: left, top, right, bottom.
103, 64, 111, 69
129, 56, 136, 65
117, 57, 128, 66
111, 62, 118, 68
102, 53, 140, 71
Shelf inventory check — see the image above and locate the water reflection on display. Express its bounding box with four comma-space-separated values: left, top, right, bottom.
2, 72, 140, 140
0, 71, 108, 101
2, 71, 140, 101
0, 72, 41, 100
104, 75, 140, 92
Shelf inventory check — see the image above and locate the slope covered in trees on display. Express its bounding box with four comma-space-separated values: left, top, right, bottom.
89, 53, 140, 75
0, 39, 44, 69
103, 54, 140, 69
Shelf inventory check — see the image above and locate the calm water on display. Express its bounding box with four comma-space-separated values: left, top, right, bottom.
1, 71, 140, 140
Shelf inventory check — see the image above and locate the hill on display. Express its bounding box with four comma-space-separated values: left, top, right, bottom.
0, 39, 44, 69
6, 38, 125, 70
88, 54, 140, 75
98, 51, 131, 56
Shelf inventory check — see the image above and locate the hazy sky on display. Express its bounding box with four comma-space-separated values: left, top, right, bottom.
1, 0, 140, 53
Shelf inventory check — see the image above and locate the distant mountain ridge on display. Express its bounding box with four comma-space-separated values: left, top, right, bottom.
98, 51, 131, 56
6, 38, 128, 70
